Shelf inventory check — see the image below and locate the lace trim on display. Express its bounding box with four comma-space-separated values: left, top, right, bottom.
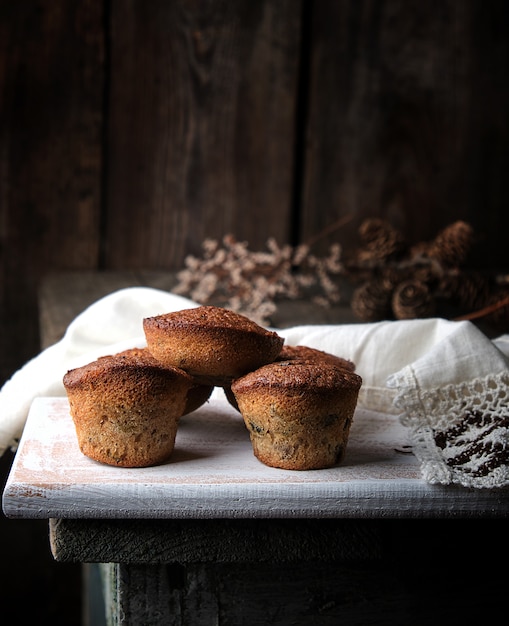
393, 371, 509, 488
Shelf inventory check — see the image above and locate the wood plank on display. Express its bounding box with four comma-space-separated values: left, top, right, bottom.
176, 561, 406, 625
104, 0, 302, 269
0, 0, 104, 381
300, 0, 509, 269
0, 7, 103, 621
49, 517, 381, 563
55, 523, 509, 625
98, 561, 409, 625
38, 271, 150, 348
5, 396, 509, 520
37, 270, 359, 347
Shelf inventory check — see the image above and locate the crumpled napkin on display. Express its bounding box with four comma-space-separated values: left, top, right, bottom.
283, 320, 509, 488
1, 287, 508, 488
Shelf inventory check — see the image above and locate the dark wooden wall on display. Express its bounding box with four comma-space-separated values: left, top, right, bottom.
1, 2, 509, 623
2, 0, 509, 383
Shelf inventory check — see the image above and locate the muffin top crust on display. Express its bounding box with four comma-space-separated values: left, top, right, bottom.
231, 359, 362, 394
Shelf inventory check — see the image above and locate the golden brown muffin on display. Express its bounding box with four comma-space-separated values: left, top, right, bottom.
225, 344, 356, 412
143, 306, 284, 386
63, 348, 194, 467
276, 344, 356, 372
129, 349, 212, 416
114, 350, 212, 416
231, 360, 362, 470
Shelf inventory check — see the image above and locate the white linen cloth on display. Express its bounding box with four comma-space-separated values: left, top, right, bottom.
1, 287, 508, 488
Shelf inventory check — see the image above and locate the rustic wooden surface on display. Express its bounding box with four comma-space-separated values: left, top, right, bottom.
3, 270, 508, 625
2, 0, 509, 385
0, 0, 103, 383
37, 270, 359, 349
0, 397, 414, 520
49, 517, 381, 564
2, 2, 509, 623
94, 540, 509, 626
6, 395, 508, 525
101, 560, 411, 625
105, 0, 301, 268
302, 0, 509, 268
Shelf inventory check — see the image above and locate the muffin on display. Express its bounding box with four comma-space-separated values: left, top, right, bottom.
89, 349, 211, 416
231, 360, 362, 470
63, 348, 194, 467
143, 305, 284, 386
225, 344, 356, 412
276, 344, 355, 372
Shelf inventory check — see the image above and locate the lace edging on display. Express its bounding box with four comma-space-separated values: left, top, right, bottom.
392, 371, 509, 488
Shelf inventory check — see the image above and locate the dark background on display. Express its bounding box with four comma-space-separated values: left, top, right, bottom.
1, 1, 508, 623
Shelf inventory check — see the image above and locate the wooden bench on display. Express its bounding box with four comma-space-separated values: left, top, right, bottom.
4, 271, 509, 625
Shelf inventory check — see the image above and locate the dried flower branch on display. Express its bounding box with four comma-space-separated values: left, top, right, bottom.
173, 235, 343, 325
172, 218, 507, 331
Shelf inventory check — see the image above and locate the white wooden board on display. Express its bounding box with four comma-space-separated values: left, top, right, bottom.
3, 393, 508, 518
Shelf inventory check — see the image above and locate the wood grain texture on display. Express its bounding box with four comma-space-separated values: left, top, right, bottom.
174, 561, 406, 625
104, 0, 302, 269
6, 396, 509, 521
112, 564, 173, 625
37, 271, 358, 348
300, 0, 509, 268
49, 517, 381, 563
2, 0, 509, 385
0, 0, 104, 380
2, 396, 415, 519
2, 6, 509, 624
102, 561, 409, 625
63, 525, 509, 625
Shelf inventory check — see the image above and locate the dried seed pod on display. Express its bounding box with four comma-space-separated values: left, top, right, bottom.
427, 220, 474, 267
357, 218, 406, 262
392, 280, 436, 320
351, 280, 393, 321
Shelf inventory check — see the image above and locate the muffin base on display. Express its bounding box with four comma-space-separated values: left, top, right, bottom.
236, 390, 358, 471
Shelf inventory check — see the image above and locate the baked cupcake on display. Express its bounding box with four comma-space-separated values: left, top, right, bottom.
87, 349, 211, 416
231, 360, 362, 470
224, 344, 356, 412
143, 305, 284, 386
63, 348, 194, 467
276, 344, 355, 372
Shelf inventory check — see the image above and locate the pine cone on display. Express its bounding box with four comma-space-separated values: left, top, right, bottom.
357, 218, 406, 262
392, 280, 436, 320
426, 220, 474, 267
379, 264, 413, 288
351, 279, 393, 321
438, 270, 493, 312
